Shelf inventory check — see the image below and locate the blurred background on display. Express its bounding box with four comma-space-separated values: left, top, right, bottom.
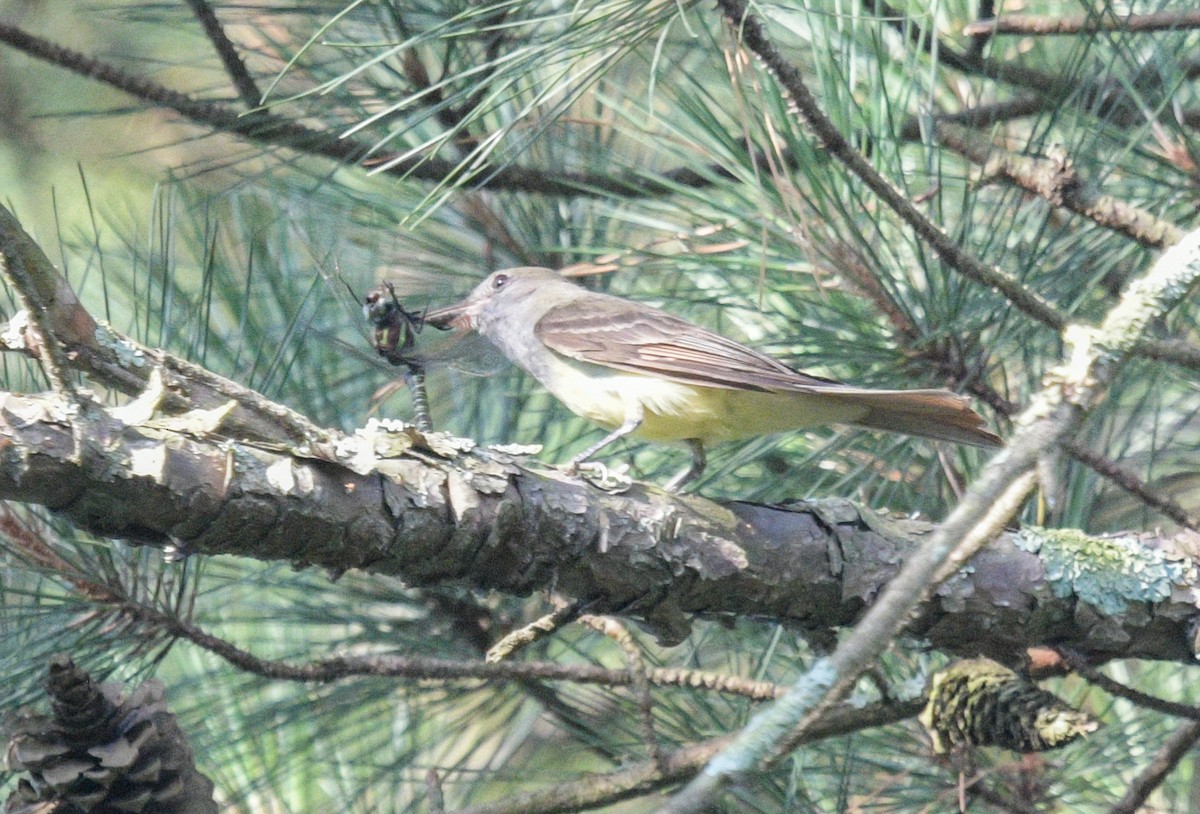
2, 0, 1200, 810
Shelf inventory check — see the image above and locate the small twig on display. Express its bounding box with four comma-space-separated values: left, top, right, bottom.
581, 615, 666, 772
1108, 720, 1200, 814
898, 97, 1047, 143
113, 598, 788, 700
397, 49, 471, 142
936, 122, 1184, 250
965, 10, 1200, 36
868, 0, 977, 74
1133, 336, 1200, 370
459, 6, 512, 122
0, 250, 75, 395
444, 700, 922, 814
486, 602, 584, 663
184, 0, 262, 108
1065, 442, 1199, 531
965, 0, 995, 61
426, 768, 446, 814
1063, 652, 1200, 721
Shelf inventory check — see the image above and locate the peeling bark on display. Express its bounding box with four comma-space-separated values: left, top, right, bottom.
2, 390, 1196, 662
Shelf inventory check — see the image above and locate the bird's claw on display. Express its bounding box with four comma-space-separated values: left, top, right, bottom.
572, 461, 633, 493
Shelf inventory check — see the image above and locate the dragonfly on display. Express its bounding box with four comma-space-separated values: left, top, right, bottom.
361, 280, 433, 430
318, 264, 505, 432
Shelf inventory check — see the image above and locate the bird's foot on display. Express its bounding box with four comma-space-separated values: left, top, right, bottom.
573, 461, 633, 493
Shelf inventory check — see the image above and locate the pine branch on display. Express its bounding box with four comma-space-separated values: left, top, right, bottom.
1064, 443, 1200, 531
1064, 652, 1200, 721
0, 21, 764, 200
184, 0, 262, 108
896, 97, 1047, 142
965, 10, 1200, 36
1108, 720, 1200, 814
116, 593, 788, 701
935, 122, 1184, 251
2, 392, 1198, 665
445, 700, 921, 814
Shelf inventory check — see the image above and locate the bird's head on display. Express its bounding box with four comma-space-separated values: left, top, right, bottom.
425, 267, 572, 333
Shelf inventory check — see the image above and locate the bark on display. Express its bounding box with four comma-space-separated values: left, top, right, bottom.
2, 389, 1196, 662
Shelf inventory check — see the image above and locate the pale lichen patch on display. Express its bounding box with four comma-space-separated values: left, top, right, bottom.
1017, 527, 1195, 614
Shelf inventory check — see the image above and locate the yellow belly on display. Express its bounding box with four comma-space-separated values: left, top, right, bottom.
536, 356, 866, 444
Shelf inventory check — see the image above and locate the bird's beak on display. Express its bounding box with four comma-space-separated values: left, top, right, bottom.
424, 296, 478, 331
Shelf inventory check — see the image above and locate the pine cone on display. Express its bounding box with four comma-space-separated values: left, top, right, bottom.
919, 657, 1099, 754
4, 656, 217, 814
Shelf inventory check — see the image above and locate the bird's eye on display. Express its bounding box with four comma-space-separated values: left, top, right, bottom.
491, 273, 509, 290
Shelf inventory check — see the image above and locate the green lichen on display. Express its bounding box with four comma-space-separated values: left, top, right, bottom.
94, 322, 146, 367
1016, 527, 1194, 614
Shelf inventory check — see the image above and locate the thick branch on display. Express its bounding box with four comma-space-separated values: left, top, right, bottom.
1, 391, 1197, 664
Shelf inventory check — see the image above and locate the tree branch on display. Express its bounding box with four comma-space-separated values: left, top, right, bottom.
184, 0, 262, 108
0, 21, 768, 200
1064, 652, 1200, 721
108, 590, 788, 701
445, 700, 921, 814
1108, 720, 1200, 814
965, 11, 1200, 36
935, 122, 1185, 250
1, 390, 1198, 664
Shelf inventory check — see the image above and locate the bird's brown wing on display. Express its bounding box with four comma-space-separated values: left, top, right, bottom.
534, 294, 843, 392
535, 293, 1002, 448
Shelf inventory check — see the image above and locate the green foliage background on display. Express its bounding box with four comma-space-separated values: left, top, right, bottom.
2, 0, 1200, 811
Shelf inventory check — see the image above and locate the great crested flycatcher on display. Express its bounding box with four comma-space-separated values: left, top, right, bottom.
426, 267, 1000, 488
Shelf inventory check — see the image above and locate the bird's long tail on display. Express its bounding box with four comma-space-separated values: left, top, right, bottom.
828, 389, 1002, 448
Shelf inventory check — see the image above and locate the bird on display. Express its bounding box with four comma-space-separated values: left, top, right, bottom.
425, 267, 1000, 489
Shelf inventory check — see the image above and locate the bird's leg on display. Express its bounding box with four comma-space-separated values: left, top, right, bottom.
566, 406, 643, 473
663, 439, 706, 492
